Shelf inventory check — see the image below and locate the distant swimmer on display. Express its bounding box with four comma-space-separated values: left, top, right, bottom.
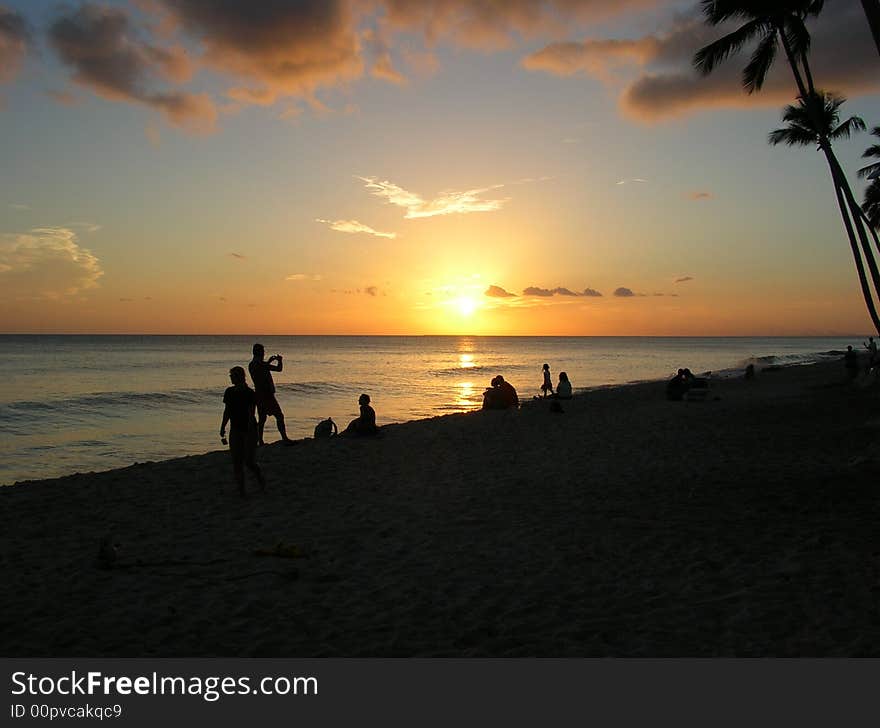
220, 366, 265, 496
249, 343, 294, 446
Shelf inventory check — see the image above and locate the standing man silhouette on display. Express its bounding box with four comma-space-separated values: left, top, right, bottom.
249, 343, 294, 446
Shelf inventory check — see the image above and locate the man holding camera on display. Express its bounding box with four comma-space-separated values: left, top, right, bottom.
248, 342, 294, 446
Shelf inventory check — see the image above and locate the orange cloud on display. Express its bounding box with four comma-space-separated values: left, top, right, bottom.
48, 4, 215, 133
524, 4, 880, 123
156, 0, 364, 105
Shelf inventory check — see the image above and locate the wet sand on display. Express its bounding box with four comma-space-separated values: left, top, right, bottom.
1, 361, 878, 656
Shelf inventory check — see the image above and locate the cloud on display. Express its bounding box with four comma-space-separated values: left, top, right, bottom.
688, 191, 712, 200
48, 3, 216, 133
364, 285, 378, 297
485, 284, 516, 298
675, 275, 693, 283
616, 178, 647, 185
316, 218, 396, 238
8, 203, 29, 211
380, 0, 660, 51
46, 90, 82, 107
228, 252, 246, 259
286, 273, 322, 281
0, 227, 103, 300
363, 28, 407, 85
155, 0, 363, 107
523, 4, 880, 122
66, 221, 102, 233
523, 286, 554, 297
359, 176, 507, 219
0, 6, 29, 84
522, 285, 604, 297
613, 286, 635, 297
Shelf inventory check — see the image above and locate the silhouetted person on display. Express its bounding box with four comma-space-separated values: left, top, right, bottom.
555, 371, 572, 399
482, 375, 518, 409
249, 343, 293, 446
844, 345, 859, 380
220, 366, 265, 496
341, 393, 379, 437
744, 363, 755, 380
865, 336, 878, 372
541, 363, 553, 397
666, 368, 688, 401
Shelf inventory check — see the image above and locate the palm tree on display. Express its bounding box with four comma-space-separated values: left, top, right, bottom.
693, 0, 825, 99
862, 0, 880, 57
770, 92, 880, 333
859, 127, 880, 228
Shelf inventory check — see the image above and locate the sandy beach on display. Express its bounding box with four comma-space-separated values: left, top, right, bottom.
1, 361, 878, 657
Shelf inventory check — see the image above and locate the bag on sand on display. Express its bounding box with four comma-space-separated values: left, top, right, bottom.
314, 418, 338, 439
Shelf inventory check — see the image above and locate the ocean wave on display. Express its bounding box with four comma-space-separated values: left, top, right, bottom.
735, 351, 840, 369
0, 380, 350, 418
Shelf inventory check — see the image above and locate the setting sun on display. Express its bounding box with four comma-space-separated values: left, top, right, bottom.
455, 296, 479, 317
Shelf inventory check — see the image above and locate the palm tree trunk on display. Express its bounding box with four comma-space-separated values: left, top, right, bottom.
862, 0, 880, 57
858, 207, 880, 258
777, 24, 810, 97
832, 154, 880, 294
823, 148, 880, 333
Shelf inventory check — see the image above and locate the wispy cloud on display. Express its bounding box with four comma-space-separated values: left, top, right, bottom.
286, 273, 322, 281
229, 252, 246, 260
358, 176, 508, 219
66, 221, 102, 233
675, 275, 693, 283
613, 287, 635, 297
616, 178, 647, 186
688, 191, 712, 200
316, 218, 396, 238
8, 203, 29, 210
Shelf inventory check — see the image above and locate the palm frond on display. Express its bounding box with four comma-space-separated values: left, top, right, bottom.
743, 29, 777, 93
693, 19, 768, 75
700, 0, 753, 25
864, 179, 880, 229
858, 161, 880, 180
768, 126, 817, 147
784, 16, 811, 57
830, 116, 866, 141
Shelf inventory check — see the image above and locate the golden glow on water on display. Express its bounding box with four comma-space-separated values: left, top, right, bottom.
454, 380, 477, 409
458, 353, 475, 368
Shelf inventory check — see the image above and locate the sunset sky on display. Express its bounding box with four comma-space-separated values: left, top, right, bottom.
1, 0, 879, 335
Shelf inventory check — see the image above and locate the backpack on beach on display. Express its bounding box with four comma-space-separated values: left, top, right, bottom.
314, 418, 338, 439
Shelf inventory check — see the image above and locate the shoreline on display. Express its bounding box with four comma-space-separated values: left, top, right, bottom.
1, 359, 878, 656
3, 354, 852, 488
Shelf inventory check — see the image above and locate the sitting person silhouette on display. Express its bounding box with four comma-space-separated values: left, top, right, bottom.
341, 393, 379, 437
220, 366, 265, 496
666, 369, 688, 401
555, 371, 572, 399
482, 375, 519, 409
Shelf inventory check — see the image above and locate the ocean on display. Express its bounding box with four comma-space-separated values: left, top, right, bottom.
0, 335, 859, 484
